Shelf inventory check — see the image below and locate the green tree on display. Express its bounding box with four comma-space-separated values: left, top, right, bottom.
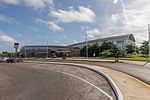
99, 40, 113, 52
51, 53, 56, 58
80, 40, 117, 57
21, 53, 25, 58
125, 43, 136, 56
100, 49, 113, 57
140, 41, 149, 55
135, 46, 139, 55
2, 51, 8, 57
88, 42, 99, 57
17, 52, 21, 57
80, 43, 90, 57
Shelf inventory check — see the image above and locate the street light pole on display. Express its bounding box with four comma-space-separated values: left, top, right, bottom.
47, 41, 48, 58
148, 24, 150, 61
86, 33, 88, 59
99, 35, 100, 57
25, 49, 26, 58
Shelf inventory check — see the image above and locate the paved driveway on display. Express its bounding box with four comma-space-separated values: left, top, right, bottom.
0, 63, 115, 100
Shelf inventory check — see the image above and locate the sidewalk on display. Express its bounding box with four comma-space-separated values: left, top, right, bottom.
121, 60, 150, 67
66, 58, 150, 67
65, 58, 124, 63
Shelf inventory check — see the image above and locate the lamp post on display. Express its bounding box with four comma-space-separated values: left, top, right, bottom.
47, 41, 48, 58
99, 35, 100, 57
85, 33, 88, 59
148, 24, 150, 61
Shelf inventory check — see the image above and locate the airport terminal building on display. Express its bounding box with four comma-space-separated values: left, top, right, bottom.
20, 46, 80, 58
69, 34, 135, 55
20, 34, 135, 57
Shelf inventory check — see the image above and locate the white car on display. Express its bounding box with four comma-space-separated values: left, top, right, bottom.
3, 57, 8, 62
0, 57, 8, 62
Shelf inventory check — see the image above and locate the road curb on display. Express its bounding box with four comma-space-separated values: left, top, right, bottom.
65, 59, 124, 63
60, 63, 124, 100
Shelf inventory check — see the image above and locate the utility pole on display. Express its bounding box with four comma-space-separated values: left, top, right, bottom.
25, 49, 26, 58
99, 35, 100, 57
86, 33, 88, 59
148, 24, 150, 61
47, 41, 48, 58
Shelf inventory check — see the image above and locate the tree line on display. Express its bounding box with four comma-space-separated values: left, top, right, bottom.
80, 40, 149, 57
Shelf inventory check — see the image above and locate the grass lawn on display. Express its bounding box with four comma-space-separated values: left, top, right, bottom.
99, 55, 149, 61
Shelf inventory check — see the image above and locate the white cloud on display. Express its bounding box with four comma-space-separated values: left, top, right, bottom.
111, 14, 120, 24
86, 28, 101, 39
103, 0, 150, 44
35, 18, 63, 31
24, 0, 53, 9
1, 0, 20, 5
1, 0, 53, 9
0, 35, 17, 43
122, 0, 150, 43
74, 40, 78, 43
0, 30, 17, 43
113, 0, 118, 4
0, 14, 14, 23
50, 6, 96, 23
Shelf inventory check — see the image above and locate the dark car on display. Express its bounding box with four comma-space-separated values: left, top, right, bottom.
6, 58, 23, 63
6, 58, 14, 63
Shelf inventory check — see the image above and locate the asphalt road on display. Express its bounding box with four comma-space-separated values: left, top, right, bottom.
44, 59, 150, 85
0, 63, 115, 100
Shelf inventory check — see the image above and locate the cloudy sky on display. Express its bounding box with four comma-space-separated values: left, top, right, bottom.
0, 0, 150, 52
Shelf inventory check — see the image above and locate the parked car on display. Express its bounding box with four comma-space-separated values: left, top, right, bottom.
14, 58, 23, 63
6, 58, 14, 63
6, 58, 23, 63
0, 57, 3, 62
0, 57, 8, 62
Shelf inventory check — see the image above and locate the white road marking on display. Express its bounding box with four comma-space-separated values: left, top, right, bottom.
56, 71, 113, 100
28, 63, 113, 100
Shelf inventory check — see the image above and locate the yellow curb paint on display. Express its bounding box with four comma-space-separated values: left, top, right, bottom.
117, 71, 150, 89
128, 75, 150, 89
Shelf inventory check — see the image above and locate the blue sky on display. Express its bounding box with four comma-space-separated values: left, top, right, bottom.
0, 0, 150, 52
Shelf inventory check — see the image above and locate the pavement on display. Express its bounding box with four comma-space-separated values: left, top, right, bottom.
0, 63, 115, 100
26, 60, 150, 100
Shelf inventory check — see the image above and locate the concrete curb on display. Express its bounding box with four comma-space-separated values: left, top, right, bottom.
26, 61, 123, 100
57, 63, 124, 100
65, 59, 124, 63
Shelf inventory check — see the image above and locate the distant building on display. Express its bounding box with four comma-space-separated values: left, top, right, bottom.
20, 45, 80, 58
20, 34, 135, 57
69, 34, 136, 56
